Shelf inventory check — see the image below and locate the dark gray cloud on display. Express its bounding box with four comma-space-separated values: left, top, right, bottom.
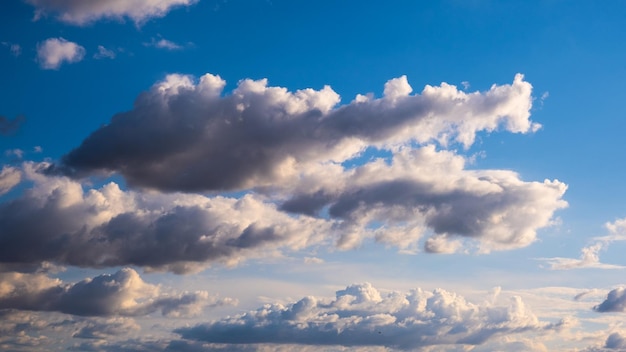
56, 73, 537, 193
281, 147, 567, 252
175, 283, 558, 350
0, 115, 25, 136
0, 163, 330, 274
0, 268, 230, 317
25, 0, 197, 25
594, 287, 626, 313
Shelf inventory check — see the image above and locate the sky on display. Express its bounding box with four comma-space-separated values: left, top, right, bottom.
1, 0, 626, 351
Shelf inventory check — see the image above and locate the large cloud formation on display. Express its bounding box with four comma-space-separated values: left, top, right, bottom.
0, 163, 330, 274
57, 73, 539, 192
0, 267, 232, 317
175, 282, 563, 350
25, 0, 197, 25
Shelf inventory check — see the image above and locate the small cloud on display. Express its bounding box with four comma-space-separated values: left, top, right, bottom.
33, 146, 43, 153
37, 37, 85, 70
145, 37, 188, 51
303, 257, 324, 264
461, 81, 470, 90
93, 45, 116, 59
2, 42, 21, 57
5, 149, 24, 159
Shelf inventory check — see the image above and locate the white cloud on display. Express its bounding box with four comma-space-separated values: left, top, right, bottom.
536, 218, 626, 270
25, 0, 198, 25
57, 73, 540, 192
145, 37, 186, 50
0, 267, 232, 317
175, 282, 561, 350
0, 166, 21, 195
36, 37, 85, 70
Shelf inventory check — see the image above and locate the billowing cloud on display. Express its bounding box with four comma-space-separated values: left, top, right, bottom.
56, 73, 539, 193
0, 163, 331, 273
0, 114, 25, 136
25, 0, 197, 25
282, 146, 567, 252
175, 282, 561, 350
37, 37, 85, 70
584, 332, 626, 351
593, 287, 626, 313
0, 267, 231, 316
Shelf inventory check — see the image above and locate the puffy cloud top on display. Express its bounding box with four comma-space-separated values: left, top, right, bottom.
58, 73, 539, 192
176, 283, 557, 350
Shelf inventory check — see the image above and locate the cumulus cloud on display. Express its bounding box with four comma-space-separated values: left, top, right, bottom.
175, 282, 560, 350
37, 37, 85, 70
536, 218, 626, 270
282, 146, 567, 252
55, 73, 539, 193
0, 162, 331, 273
584, 332, 626, 351
0, 114, 25, 136
0, 267, 230, 317
593, 287, 626, 313
25, 0, 197, 25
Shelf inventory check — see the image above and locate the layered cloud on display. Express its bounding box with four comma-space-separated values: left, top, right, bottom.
0, 267, 231, 317
0, 163, 331, 273
176, 282, 562, 350
56, 73, 539, 193
281, 146, 567, 252
0, 166, 21, 195
25, 0, 197, 25
36, 37, 85, 70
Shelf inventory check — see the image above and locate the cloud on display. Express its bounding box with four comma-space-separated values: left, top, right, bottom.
0, 114, 25, 135
145, 37, 187, 50
25, 0, 198, 25
536, 218, 626, 270
0, 162, 332, 273
93, 45, 116, 59
37, 37, 85, 70
175, 282, 560, 350
584, 332, 626, 351
0, 267, 230, 317
72, 317, 140, 339
0, 166, 21, 195
593, 287, 626, 313
55, 73, 539, 193
282, 146, 567, 252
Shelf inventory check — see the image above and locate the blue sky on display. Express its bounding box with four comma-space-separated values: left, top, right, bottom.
2, 1, 626, 351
